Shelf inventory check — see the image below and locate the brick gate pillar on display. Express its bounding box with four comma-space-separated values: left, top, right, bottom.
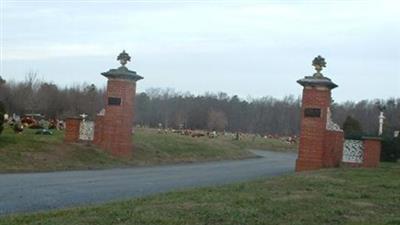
362, 137, 382, 168
64, 117, 82, 143
295, 56, 343, 172
97, 50, 143, 157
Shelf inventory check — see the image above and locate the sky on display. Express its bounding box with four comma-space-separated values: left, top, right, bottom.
1, 0, 399, 102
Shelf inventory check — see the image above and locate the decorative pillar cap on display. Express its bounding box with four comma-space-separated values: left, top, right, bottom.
297, 55, 338, 89
101, 50, 144, 81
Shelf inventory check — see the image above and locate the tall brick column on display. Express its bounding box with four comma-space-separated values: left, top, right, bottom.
295, 56, 344, 172
95, 50, 143, 157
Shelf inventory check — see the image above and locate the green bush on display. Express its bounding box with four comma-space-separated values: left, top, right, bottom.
343, 115, 363, 139
381, 136, 400, 162
0, 101, 5, 134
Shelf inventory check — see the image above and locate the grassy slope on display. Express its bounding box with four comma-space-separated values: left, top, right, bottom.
0, 127, 296, 172
130, 128, 252, 165
1, 163, 399, 225
0, 128, 124, 172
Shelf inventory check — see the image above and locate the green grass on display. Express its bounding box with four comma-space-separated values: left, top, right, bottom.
131, 128, 296, 165
0, 127, 124, 172
130, 128, 253, 165
2, 163, 399, 225
227, 133, 297, 152
0, 127, 296, 172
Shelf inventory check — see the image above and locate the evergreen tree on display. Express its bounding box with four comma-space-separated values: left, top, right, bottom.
342, 115, 363, 139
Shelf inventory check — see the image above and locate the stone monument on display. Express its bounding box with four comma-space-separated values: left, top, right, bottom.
377, 104, 386, 136
295, 56, 344, 171
93, 50, 143, 157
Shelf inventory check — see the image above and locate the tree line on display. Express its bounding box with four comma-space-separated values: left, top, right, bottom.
0, 74, 399, 136
0, 73, 105, 120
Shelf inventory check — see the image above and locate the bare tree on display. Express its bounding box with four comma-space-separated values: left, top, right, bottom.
0, 78, 398, 136
207, 109, 228, 131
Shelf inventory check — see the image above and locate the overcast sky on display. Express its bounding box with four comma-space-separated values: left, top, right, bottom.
1, 0, 399, 102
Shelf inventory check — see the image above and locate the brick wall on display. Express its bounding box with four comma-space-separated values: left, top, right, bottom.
340, 138, 381, 168
64, 118, 81, 143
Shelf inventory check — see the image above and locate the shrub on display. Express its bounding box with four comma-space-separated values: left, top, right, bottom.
343, 115, 363, 139
381, 136, 400, 162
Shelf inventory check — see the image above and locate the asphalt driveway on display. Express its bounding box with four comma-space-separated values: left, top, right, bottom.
0, 150, 296, 215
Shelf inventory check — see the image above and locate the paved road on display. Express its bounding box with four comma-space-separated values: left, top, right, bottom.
0, 150, 296, 216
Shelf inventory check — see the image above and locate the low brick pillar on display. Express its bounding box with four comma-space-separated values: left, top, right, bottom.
362, 137, 382, 168
64, 117, 81, 143
93, 115, 104, 146
323, 130, 344, 167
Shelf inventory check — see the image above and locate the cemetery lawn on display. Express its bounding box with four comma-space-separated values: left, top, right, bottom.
0, 127, 125, 173
1, 163, 399, 225
0, 127, 296, 173
131, 128, 296, 165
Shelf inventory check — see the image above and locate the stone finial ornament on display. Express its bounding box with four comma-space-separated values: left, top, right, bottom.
117, 50, 131, 66
102, 50, 143, 81
312, 55, 326, 78
297, 55, 337, 89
